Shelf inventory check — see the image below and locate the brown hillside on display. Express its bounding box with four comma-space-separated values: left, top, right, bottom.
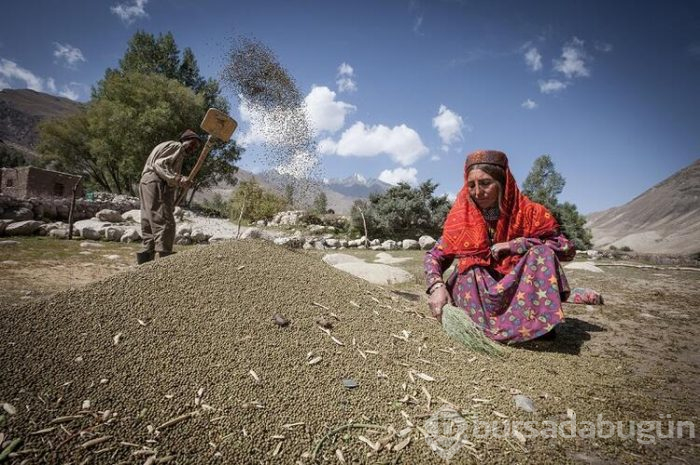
0, 88, 83, 152
586, 159, 700, 255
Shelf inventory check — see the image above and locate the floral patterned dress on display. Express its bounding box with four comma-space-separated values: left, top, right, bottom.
424, 231, 577, 343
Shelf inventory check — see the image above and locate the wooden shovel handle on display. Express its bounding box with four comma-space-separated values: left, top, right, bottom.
176, 135, 214, 206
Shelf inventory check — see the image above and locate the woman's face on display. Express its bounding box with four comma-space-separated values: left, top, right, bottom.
467, 168, 500, 209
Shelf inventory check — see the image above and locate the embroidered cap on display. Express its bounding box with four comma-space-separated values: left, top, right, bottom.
465, 150, 508, 170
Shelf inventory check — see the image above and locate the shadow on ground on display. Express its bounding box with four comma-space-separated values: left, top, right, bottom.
513, 317, 607, 355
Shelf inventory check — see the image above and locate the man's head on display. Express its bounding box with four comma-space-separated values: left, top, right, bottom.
179, 129, 202, 155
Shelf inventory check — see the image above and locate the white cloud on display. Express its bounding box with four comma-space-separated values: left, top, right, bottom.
111, 0, 148, 24
554, 37, 590, 78
303, 86, 355, 134
430, 154, 441, 161
336, 62, 357, 93
413, 15, 424, 35
46, 77, 57, 93
0, 58, 44, 91
59, 86, 80, 100
524, 47, 542, 71
594, 41, 613, 53
0, 77, 9, 89
378, 167, 418, 186
432, 105, 465, 150
53, 43, 86, 68
538, 79, 567, 94
521, 99, 537, 109
320, 121, 428, 166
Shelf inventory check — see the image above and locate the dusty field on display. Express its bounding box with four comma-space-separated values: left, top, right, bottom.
0, 237, 698, 464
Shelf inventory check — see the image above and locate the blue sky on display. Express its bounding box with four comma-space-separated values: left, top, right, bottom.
1, 0, 698, 213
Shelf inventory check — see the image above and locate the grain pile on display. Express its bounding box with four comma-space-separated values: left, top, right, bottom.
0, 241, 672, 463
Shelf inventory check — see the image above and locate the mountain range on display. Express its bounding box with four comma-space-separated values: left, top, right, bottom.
586, 159, 700, 255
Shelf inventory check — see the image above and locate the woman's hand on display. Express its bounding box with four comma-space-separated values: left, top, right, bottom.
428, 285, 450, 322
490, 242, 511, 260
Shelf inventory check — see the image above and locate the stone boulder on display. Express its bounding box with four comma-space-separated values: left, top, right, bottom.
419, 235, 437, 250
5, 220, 43, 236
240, 228, 262, 240
80, 226, 102, 240
382, 240, 398, 251
0, 219, 12, 236
191, 229, 211, 243
49, 229, 69, 239
120, 228, 141, 243
96, 209, 124, 223
325, 238, 340, 248
332, 262, 414, 285
104, 226, 124, 242
273, 236, 304, 248
402, 239, 420, 250
122, 210, 141, 223
0, 240, 19, 247
270, 210, 305, 226
370, 239, 381, 246
321, 253, 364, 266
0, 207, 34, 222
176, 225, 192, 237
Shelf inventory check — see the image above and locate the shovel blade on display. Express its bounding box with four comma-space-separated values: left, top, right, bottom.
200, 108, 237, 141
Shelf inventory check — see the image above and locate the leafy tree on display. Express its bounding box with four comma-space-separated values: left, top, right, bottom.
312, 191, 328, 214
522, 155, 592, 250
522, 155, 565, 207
350, 180, 451, 238
0, 143, 27, 167
40, 31, 242, 198
228, 178, 287, 223
39, 72, 204, 194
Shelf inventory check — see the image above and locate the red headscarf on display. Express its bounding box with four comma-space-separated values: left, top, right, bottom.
441, 150, 559, 275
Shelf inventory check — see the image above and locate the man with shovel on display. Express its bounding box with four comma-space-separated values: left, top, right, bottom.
136, 129, 201, 265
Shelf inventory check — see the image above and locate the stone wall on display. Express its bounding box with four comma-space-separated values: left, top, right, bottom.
0, 193, 140, 222
0, 166, 84, 199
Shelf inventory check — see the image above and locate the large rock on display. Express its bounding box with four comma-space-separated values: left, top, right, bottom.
564, 262, 604, 273
191, 229, 211, 243
332, 262, 414, 285
177, 225, 192, 237
325, 238, 340, 248
321, 253, 365, 266
80, 226, 102, 240
5, 220, 43, 236
104, 226, 124, 242
273, 237, 303, 248
96, 209, 124, 223
270, 210, 305, 226
419, 235, 437, 250
402, 239, 420, 250
374, 252, 412, 265
240, 228, 261, 240
122, 210, 141, 223
382, 240, 398, 251
120, 228, 141, 243
0, 207, 34, 221
0, 219, 13, 236
49, 229, 69, 239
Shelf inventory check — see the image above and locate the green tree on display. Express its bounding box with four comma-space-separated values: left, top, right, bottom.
228, 178, 287, 223
351, 180, 451, 238
39, 72, 204, 193
522, 155, 592, 250
0, 143, 27, 168
40, 31, 242, 197
312, 191, 328, 214
522, 155, 565, 207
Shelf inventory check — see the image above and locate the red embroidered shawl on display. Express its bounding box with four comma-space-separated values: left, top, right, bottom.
441, 152, 559, 275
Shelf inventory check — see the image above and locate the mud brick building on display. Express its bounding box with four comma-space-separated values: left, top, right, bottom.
0, 166, 83, 199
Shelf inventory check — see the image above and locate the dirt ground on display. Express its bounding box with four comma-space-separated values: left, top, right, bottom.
1, 237, 699, 464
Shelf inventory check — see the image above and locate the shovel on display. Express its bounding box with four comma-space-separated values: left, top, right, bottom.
176, 108, 238, 206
